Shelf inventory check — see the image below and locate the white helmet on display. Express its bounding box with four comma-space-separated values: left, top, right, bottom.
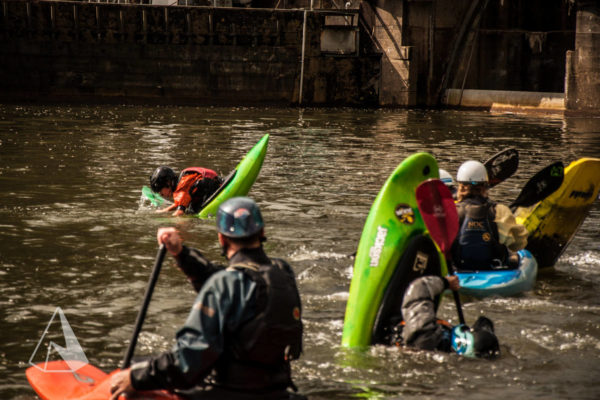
439, 169, 455, 187
456, 160, 488, 185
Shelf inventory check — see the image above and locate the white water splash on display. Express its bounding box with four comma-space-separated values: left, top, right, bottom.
521, 326, 600, 352
564, 251, 600, 268
290, 245, 348, 262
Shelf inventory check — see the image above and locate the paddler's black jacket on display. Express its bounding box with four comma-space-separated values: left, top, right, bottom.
129, 245, 303, 396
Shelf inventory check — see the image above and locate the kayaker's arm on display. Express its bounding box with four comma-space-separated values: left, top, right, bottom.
175, 246, 224, 292
156, 203, 177, 214
401, 276, 451, 346
495, 203, 528, 251
168, 173, 196, 215
157, 227, 224, 292
128, 270, 258, 391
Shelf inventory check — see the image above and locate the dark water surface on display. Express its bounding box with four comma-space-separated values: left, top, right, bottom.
1, 105, 599, 399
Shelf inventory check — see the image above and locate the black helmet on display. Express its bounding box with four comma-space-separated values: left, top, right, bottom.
150, 166, 177, 193
216, 197, 264, 238
472, 328, 500, 359
471, 316, 499, 358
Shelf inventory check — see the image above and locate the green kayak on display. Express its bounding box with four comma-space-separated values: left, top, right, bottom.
141, 134, 269, 219
197, 134, 269, 218
341, 152, 447, 348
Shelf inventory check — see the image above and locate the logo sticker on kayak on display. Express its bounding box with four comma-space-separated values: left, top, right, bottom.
395, 204, 415, 224
369, 226, 388, 267
413, 251, 429, 273
28, 307, 89, 374
569, 184, 594, 200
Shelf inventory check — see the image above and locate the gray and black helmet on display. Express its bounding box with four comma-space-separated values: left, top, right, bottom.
216, 197, 264, 238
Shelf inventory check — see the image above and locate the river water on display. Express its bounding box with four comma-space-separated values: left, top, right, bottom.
0, 105, 599, 399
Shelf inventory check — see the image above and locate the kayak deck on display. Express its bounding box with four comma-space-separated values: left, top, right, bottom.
26, 361, 180, 400
456, 249, 538, 298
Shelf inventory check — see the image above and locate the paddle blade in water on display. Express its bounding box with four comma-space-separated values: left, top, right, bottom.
416, 179, 459, 258
485, 148, 519, 188
141, 186, 167, 207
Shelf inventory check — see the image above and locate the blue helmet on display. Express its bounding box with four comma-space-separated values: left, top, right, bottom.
452, 322, 500, 358
451, 325, 476, 357
216, 197, 264, 238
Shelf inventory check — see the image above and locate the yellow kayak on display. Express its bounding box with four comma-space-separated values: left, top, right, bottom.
516, 158, 600, 268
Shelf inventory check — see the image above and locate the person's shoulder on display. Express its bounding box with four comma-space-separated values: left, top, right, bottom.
202, 268, 248, 290
493, 202, 517, 220
494, 202, 511, 213
270, 257, 295, 274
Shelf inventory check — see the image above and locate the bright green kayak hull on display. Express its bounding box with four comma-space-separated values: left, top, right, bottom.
197, 134, 269, 218
341, 152, 446, 348
141, 134, 268, 219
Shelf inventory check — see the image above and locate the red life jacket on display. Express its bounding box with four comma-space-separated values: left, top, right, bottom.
174, 167, 221, 211
179, 167, 219, 181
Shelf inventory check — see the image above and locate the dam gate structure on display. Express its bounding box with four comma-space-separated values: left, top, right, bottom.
0, 0, 598, 114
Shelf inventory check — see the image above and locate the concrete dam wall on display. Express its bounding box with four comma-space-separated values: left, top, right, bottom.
0, 0, 381, 105
1, 0, 598, 113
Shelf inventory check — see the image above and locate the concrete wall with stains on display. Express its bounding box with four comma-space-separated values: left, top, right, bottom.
565, 0, 600, 113
0, 0, 380, 105
0, 0, 595, 111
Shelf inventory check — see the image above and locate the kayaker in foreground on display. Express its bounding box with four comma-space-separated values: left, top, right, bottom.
452, 160, 528, 270
150, 166, 223, 216
390, 275, 500, 358
110, 197, 304, 400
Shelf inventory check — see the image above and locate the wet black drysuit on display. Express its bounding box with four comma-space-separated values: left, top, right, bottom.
129, 246, 303, 399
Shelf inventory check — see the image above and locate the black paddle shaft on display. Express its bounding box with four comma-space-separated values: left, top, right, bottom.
448, 261, 466, 325
121, 245, 167, 369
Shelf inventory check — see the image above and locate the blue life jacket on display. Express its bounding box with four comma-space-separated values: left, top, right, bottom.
454, 196, 505, 270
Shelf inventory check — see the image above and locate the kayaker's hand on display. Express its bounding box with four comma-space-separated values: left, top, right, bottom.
446, 275, 460, 291
109, 369, 134, 400
157, 203, 177, 214
157, 227, 183, 256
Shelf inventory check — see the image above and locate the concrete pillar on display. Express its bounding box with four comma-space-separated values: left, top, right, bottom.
361, 0, 416, 106
565, 0, 600, 113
